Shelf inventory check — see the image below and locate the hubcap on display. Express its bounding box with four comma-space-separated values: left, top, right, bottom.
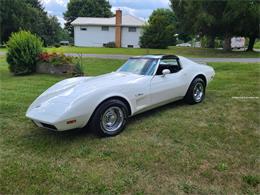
101, 106, 124, 132
193, 83, 204, 102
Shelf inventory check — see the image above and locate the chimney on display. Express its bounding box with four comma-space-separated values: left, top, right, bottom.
115, 9, 122, 48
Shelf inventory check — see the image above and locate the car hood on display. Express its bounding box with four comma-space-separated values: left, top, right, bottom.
27, 72, 143, 114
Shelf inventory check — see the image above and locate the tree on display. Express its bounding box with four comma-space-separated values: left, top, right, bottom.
0, 0, 65, 45
170, 0, 260, 51
170, 0, 196, 40
140, 9, 176, 49
170, 0, 226, 48
64, 0, 113, 35
58, 29, 73, 43
36, 15, 63, 45
24, 0, 45, 11
224, 0, 259, 51
0, 0, 27, 44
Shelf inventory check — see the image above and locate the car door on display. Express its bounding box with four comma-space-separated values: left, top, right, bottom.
150, 58, 188, 105
133, 76, 152, 112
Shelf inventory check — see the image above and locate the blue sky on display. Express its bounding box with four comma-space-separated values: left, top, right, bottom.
41, 0, 170, 27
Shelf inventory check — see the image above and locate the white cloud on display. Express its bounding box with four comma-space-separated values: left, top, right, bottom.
56, 16, 65, 28
109, 0, 169, 10
56, 0, 67, 7
111, 7, 151, 21
111, 0, 170, 20
41, 0, 171, 27
41, 0, 67, 7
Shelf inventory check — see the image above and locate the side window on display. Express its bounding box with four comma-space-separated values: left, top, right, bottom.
101, 26, 109, 31
128, 27, 136, 32
160, 59, 179, 66
80, 27, 87, 31
156, 58, 181, 75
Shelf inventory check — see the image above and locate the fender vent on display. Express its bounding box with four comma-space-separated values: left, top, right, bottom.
41, 123, 57, 130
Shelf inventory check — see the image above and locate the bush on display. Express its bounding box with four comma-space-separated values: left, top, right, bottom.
104, 42, 115, 48
7, 31, 43, 75
201, 36, 223, 48
73, 62, 85, 77
0, 44, 6, 48
54, 43, 61, 48
215, 38, 223, 48
200, 36, 211, 48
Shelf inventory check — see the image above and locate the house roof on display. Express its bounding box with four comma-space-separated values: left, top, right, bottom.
71, 15, 145, 27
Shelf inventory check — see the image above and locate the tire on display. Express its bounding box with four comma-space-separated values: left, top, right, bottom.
89, 99, 128, 136
185, 77, 206, 104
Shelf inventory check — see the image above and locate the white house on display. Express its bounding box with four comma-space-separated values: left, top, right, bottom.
71, 10, 145, 48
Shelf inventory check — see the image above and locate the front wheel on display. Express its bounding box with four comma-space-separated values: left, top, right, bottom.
185, 78, 206, 104
89, 99, 128, 136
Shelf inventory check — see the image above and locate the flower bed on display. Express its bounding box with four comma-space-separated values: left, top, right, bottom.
37, 52, 84, 76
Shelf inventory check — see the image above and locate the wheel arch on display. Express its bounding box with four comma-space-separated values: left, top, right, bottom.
95, 96, 132, 116
193, 74, 207, 86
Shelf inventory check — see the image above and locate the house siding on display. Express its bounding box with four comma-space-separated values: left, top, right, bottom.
74, 26, 115, 47
74, 26, 142, 48
121, 27, 142, 48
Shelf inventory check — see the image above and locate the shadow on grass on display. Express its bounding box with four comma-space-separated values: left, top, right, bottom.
128, 99, 186, 123
20, 100, 188, 153
16, 101, 198, 157
29, 99, 186, 138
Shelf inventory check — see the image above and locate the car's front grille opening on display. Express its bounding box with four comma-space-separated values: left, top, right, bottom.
31, 120, 39, 127
40, 123, 57, 130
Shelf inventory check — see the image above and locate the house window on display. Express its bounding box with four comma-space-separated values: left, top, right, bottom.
127, 45, 134, 48
80, 27, 87, 31
128, 27, 136, 32
101, 26, 109, 31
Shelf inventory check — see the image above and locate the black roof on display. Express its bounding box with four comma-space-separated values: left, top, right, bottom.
129, 54, 179, 59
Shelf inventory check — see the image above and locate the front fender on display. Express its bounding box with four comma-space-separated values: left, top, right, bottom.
64, 86, 134, 128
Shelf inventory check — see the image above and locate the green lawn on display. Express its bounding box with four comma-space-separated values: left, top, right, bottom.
1, 46, 259, 58
46, 46, 260, 58
0, 56, 259, 194
0, 48, 7, 52
254, 40, 260, 49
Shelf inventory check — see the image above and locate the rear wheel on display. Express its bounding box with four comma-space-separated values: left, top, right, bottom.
185, 78, 206, 104
89, 99, 128, 136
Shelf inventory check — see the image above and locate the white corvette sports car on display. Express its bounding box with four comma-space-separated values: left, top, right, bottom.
26, 55, 215, 136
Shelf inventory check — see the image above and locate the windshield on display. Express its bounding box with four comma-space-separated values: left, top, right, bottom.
117, 58, 158, 75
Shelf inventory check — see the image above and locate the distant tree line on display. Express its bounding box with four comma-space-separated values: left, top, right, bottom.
0, 0, 70, 45
64, 0, 113, 36
140, 0, 259, 51
1, 0, 258, 51
170, 0, 259, 51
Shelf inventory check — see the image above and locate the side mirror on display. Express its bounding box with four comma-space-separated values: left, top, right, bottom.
162, 69, 171, 77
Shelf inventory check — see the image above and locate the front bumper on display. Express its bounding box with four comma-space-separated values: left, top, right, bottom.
32, 120, 58, 131
26, 113, 82, 131
26, 111, 89, 131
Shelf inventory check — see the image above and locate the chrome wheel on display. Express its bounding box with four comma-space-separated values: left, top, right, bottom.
101, 106, 124, 132
193, 82, 204, 102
